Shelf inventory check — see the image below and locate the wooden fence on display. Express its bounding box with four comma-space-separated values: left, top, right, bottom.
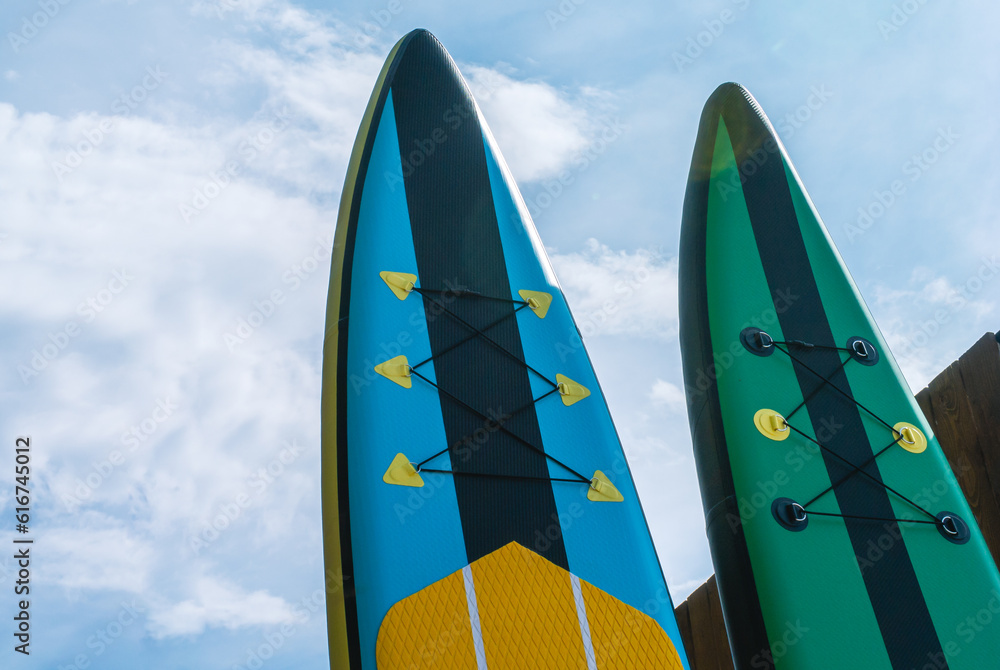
674, 331, 1000, 669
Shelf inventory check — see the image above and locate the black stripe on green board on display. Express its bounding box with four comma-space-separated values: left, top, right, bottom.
720, 85, 946, 669
390, 30, 569, 568
332, 30, 418, 670
680, 84, 773, 670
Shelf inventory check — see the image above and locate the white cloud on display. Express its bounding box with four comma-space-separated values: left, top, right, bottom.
0, 7, 344, 649
39, 514, 153, 594
649, 378, 686, 412
548, 238, 679, 340
871, 262, 999, 389
147, 577, 300, 638
465, 65, 596, 183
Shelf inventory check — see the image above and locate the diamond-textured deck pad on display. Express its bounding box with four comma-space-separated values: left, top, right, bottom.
582, 579, 683, 670
376, 542, 683, 669
375, 567, 479, 669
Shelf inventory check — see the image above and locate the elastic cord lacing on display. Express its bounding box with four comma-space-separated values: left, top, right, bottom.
766, 337, 942, 528
403, 288, 592, 487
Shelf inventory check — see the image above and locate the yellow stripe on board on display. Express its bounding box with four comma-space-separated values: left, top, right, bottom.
376, 542, 685, 669
322, 33, 408, 670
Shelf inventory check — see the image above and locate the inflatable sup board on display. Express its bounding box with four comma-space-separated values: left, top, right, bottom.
322, 29, 689, 670
679, 82, 1000, 669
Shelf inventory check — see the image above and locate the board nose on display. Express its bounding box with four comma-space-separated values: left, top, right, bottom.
683, 82, 788, 237
702, 82, 772, 133
694, 84, 780, 172
390, 28, 460, 85
399, 28, 445, 55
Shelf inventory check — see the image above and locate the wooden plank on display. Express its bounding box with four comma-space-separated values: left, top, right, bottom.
915, 336, 1000, 566
917, 362, 1000, 565
957, 333, 1000, 532
686, 580, 722, 670
914, 385, 933, 429
914, 370, 974, 503
674, 598, 696, 669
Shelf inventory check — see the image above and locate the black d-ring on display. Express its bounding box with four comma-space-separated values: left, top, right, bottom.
741, 327, 775, 357
772, 497, 809, 532
935, 511, 970, 544
846, 336, 879, 366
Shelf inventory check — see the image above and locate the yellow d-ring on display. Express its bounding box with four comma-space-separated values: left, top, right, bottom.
893, 421, 927, 454
754, 409, 790, 441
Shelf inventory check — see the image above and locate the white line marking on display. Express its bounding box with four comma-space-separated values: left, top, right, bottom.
463, 565, 489, 670
571, 573, 599, 670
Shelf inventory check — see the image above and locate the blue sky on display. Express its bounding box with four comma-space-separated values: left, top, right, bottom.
1, 1, 998, 668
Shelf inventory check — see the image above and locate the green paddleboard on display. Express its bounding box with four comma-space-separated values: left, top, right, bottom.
679, 83, 1000, 669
